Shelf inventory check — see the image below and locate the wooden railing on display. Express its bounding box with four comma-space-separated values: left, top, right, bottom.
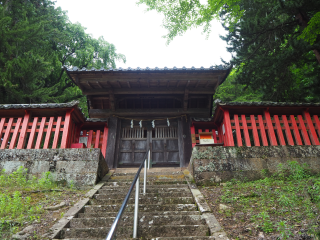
0, 110, 108, 156
76, 127, 108, 157
221, 109, 320, 147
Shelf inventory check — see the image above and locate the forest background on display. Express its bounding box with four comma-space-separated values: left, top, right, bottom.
1, 0, 320, 115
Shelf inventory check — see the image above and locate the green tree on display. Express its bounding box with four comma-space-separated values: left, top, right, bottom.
0, 0, 125, 107
214, 69, 262, 102
139, 0, 320, 102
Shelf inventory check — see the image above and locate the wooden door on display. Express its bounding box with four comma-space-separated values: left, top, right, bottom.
118, 127, 148, 166
151, 127, 180, 166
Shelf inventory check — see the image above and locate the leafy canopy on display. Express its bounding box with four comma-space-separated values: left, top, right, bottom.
0, 0, 125, 111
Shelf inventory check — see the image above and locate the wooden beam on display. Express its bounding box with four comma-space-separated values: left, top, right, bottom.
186, 80, 190, 87
176, 80, 180, 87
109, 89, 115, 111
96, 81, 103, 89
183, 88, 189, 111
117, 81, 122, 88
205, 81, 210, 88
89, 108, 210, 118
195, 80, 200, 88
166, 80, 170, 88
127, 81, 131, 88
87, 81, 94, 89
83, 87, 216, 95
76, 77, 84, 91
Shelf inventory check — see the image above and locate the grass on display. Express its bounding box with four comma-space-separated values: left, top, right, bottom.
203, 161, 320, 239
0, 166, 86, 239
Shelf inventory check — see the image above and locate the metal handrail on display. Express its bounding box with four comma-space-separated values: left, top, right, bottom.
105, 149, 151, 240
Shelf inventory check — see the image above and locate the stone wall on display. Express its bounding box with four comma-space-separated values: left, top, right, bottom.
0, 148, 109, 187
189, 145, 320, 185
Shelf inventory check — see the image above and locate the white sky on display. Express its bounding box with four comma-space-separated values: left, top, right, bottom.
54, 0, 231, 69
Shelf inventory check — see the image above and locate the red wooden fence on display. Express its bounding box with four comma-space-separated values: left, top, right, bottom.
0, 110, 108, 156
220, 109, 320, 147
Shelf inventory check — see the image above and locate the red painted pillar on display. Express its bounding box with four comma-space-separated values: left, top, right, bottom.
223, 109, 234, 146
190, 124, 196, 147
61, 109, 74, 149
101, 124, 108, 158
17, 111, 30, 149
264, 110, 277, 146
303, 111, 320, 145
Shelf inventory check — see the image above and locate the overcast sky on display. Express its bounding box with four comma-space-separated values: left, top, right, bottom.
54, 0, 231, 69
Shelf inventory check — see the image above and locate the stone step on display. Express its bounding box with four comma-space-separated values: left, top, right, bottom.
78, 211, 201, 218
61, 225, 209, 238
93, 192, 192, 200
109, 175, 185, 181
113, 168, 183, 175
70, 215, 206, 228
101, 184, 189, 189
104, 180, 187, 186
98, 187, 190, 195
56, 238, 215, 240
89, 197, 194, 205
83, 204, 197, 214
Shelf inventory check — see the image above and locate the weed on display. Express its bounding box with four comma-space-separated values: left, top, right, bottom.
276, 221, 293, 239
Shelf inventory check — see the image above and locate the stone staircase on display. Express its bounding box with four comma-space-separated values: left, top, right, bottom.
58, 168, 224, 239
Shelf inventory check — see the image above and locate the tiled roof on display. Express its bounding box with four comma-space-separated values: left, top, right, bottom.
0, 101, 80, 110
86, 118, 108, 122
64, 65, 229, 72
217, 101, 320, 107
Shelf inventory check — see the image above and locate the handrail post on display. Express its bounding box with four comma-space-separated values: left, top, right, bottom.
133, 176, 139, 238
148, 150, 151, 169
144, 160, 147, 195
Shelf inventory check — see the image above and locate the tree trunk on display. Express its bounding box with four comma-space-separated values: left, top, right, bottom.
295, 10, 320, 65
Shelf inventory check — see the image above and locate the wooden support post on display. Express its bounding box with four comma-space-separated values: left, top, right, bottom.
282, 115, 294, 146
17, 111, 30, 149
52, 116, 62, 149
258, 115, 268, 146
1, 118, 13, 149
223, 109, 234, 146
314, 115, 320, 138
35, 117, 46, 149
190, 125, 196, 147
0, 118, 6, 138
43, 117, 54, 149
274, 115, 286, 146
290, 115, 302, 145
241, 115, 251, 147
264, 110, 277, 146
303, 111, 320, 145
212, 129, 217, 142
27, 117, 38, 149
61, 109, 74, 149
95, 130, 101, 148
87, 130, 93, 148
9, 118, 22, 149
297, 115, 311, 145
101, 124, 108, 158
250, 115, 260, 146
234, 114, 242, 147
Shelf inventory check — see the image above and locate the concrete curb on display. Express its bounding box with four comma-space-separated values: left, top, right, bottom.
183, 170, 229, 240
44, 170, 114, 239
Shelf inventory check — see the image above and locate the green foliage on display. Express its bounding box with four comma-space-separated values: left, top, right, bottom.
299, 12, 320, 45
213, 69, 263, 102
137, 0, 242, 43
276, 221, 294, 240
0, 0, 125, 110
218, 161, 320, 238
138, 0, 320, 102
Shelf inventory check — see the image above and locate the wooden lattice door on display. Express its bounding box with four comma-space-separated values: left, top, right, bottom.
151, 127, 180, 166
118, 127, 148, 166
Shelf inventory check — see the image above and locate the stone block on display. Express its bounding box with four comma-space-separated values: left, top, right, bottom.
190, 145, 320, 185
0, 148, 108, 187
